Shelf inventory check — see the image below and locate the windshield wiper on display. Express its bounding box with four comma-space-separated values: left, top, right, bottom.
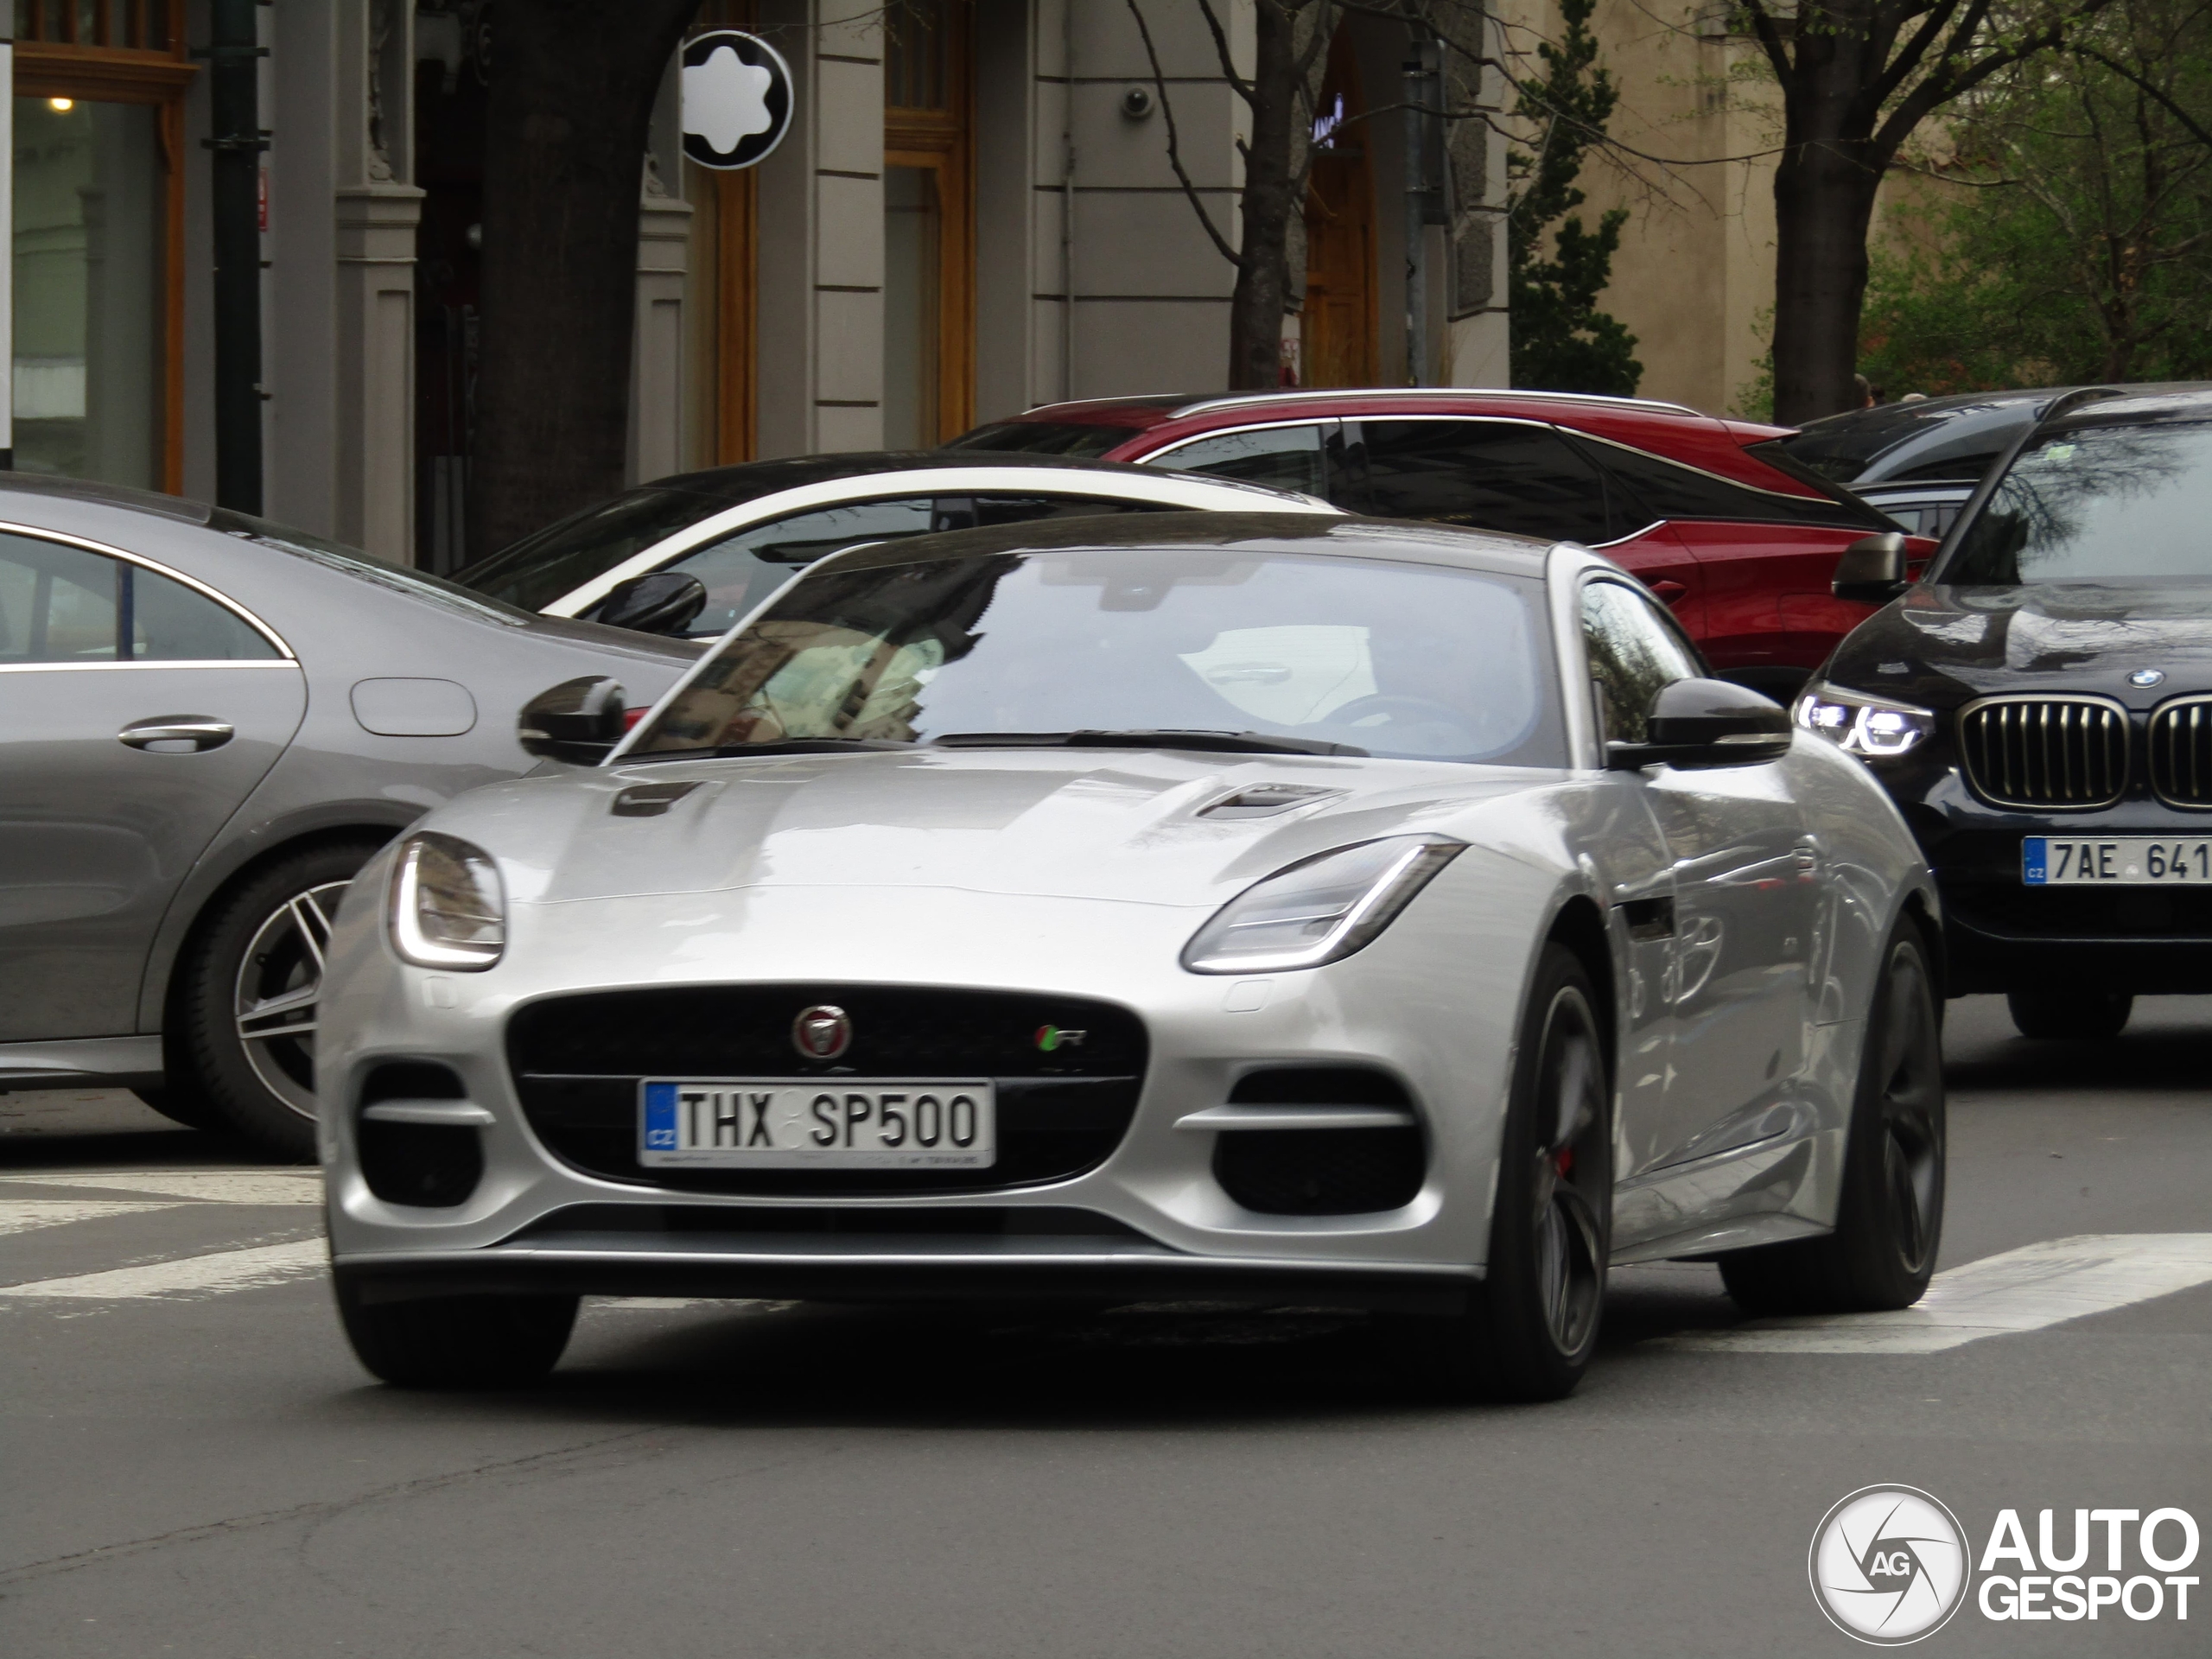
931, 729, 1367, 758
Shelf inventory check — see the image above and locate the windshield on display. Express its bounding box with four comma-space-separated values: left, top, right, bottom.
454, 486, 721, 611
628, 543, 1562, 766
941, 421, 1143, 458
1943, 420, 2212, 582
1783, 402, 1999, 482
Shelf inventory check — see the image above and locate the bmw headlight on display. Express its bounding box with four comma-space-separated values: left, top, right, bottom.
388, 832, 506, 970
1794, 683, 1936, 758
1182, 836, 1464, 974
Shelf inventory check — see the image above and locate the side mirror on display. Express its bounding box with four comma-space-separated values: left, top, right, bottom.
595, 570, 708, 636
1607, 677, 1791, 771
1833, 531, 1910, 603
518, 676, 626, 765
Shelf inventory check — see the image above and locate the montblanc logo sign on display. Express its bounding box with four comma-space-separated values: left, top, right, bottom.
1810, 1486, 2200, 1643
680, 29, 794, 171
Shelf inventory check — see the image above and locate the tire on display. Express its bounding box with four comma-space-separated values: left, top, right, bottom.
1719, 922, 1946, 1316
2006, 988, 2132, 1040
130, 1084, 223, 1131
1416, 942, 1613, 1402
335, 1276, 578, 1389
175, 840, 386, 1162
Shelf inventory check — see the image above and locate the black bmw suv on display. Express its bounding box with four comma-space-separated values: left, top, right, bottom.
1798, 386, 2212, 1040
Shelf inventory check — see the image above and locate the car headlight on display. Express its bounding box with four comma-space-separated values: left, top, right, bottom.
1182, 836, 1464, 974
1793, 683, 1937, 758
387, 832, 506, 970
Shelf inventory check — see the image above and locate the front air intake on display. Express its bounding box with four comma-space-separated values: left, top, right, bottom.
1958, 696, 2127, 810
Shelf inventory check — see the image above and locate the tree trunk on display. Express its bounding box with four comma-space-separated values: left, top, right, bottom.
1770, 137, 1885, 425
474, 0, 701, 559
1228, 2, 1299, 389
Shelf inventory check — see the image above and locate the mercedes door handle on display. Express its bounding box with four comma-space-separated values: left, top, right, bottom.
119, 716, 235, 753
1647, 579, 1690, 604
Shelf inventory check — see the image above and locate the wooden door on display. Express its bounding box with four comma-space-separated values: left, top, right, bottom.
1301, 29, 1376, 388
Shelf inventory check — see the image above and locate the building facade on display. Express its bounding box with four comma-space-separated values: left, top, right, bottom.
8, 2, 1511, 570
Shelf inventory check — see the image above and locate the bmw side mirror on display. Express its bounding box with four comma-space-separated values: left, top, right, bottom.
1833, 532, 1910, 603
595, 570, 708, 636
1607, 677, 1791, 771
518, 676, 626, 765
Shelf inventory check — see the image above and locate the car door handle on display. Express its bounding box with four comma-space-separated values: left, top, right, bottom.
1647, 579, 1690, 604
118, 717, 235, 753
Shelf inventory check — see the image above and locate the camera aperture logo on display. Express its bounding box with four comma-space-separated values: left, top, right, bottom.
1811, 1486, 1970, 1644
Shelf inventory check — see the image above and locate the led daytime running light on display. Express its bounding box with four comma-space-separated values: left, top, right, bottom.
388, 832, 506, 970
1182, 836, 1465, 975
1793, 683, 1936, 758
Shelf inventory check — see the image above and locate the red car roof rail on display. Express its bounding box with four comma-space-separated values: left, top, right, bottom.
1167, 386, 1706, 420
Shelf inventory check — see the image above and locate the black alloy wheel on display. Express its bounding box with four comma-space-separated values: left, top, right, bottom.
2006, 988, 2133, 1041
1719, 923, 1946, 1314
1420, 942, 1612, 1402
176, 840, 387, 1161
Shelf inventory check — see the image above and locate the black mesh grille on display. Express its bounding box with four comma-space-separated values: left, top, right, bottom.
1958, 698, 2128, 809
2150, 699, 2212, 807
1213, 1128, 1425, 1216
506, 986, 1146, 1195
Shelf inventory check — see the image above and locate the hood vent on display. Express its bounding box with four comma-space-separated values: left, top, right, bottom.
1198, 783, 1343, 820
611, 779, 702, 817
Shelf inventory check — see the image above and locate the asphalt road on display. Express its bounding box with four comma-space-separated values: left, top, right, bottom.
3, 995, 2208, 1658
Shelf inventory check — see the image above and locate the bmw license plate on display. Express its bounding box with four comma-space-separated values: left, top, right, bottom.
639, 1079, 996, 1168
2023, 836, 2212, 885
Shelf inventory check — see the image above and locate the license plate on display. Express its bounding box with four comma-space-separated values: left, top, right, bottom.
2023, 836, 2212, 885
639, 1079, 995, 1168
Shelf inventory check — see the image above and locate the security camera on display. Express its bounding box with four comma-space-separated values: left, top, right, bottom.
1121, 86, 1154, 120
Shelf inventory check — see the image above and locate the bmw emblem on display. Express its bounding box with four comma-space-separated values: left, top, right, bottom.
2131, 668, 2166, 687
791, 1004, 852, 1060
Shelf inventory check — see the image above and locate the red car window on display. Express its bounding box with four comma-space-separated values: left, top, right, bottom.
1349, 418, 1619, 543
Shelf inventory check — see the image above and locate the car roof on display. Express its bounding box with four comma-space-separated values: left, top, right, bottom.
2047, 385, 2212, 429
1789, 383, 2212, 484
1014, 387, 1712, 424
632, 449, 1238, 508
810, 508, 1558, 581
0, 470, 219, 525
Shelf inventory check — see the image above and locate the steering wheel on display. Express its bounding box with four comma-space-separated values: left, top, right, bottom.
1327, 693, 1470, 728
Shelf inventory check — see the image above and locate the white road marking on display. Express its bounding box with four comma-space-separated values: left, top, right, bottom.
0, 1239, 327, 1301
0, 1199, 184, 1236
1662, 1233, 2212, 1354
0, 1170, 322, 1206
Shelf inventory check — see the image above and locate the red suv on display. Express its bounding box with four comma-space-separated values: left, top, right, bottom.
947, 388, 1930, 698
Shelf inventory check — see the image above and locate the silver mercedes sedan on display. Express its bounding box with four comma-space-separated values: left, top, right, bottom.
321, 513, 1946, 1401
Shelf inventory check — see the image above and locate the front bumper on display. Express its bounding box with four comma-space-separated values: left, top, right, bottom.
320, 880, 1535, 1306
1878, 765, 2212, 994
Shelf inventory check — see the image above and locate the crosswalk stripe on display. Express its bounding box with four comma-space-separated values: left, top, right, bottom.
0, 1171, 322, 1206
1660, 1233, 2212, 1353
0, 1238, 327, 1301
0, 1199, 183, 1236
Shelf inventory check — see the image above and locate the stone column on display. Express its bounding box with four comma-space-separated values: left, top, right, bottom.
629, 79, 693, 486
333, 0, 422, 563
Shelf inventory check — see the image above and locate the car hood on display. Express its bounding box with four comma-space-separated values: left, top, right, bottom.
1823, 582, 2212, 708
429, 748, 1561, 909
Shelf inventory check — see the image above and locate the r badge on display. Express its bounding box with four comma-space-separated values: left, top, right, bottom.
791, 1004, 853, 1060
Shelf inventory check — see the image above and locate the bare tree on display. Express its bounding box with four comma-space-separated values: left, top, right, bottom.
474, 0, 702, 557
1743, 0, 2115, 423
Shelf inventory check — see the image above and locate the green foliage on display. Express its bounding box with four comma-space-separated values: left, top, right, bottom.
1508, 0, 1643, 396
1858, 0, 2212, 394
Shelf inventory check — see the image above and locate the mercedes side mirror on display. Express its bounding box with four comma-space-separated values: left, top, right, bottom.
1606, 677, 1791, 771
595, 570, 708, 636
1833, 532, 1910, 603
518, 676, 626, 765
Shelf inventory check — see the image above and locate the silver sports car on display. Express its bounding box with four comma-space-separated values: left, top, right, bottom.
321, 513, 1947, 1400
